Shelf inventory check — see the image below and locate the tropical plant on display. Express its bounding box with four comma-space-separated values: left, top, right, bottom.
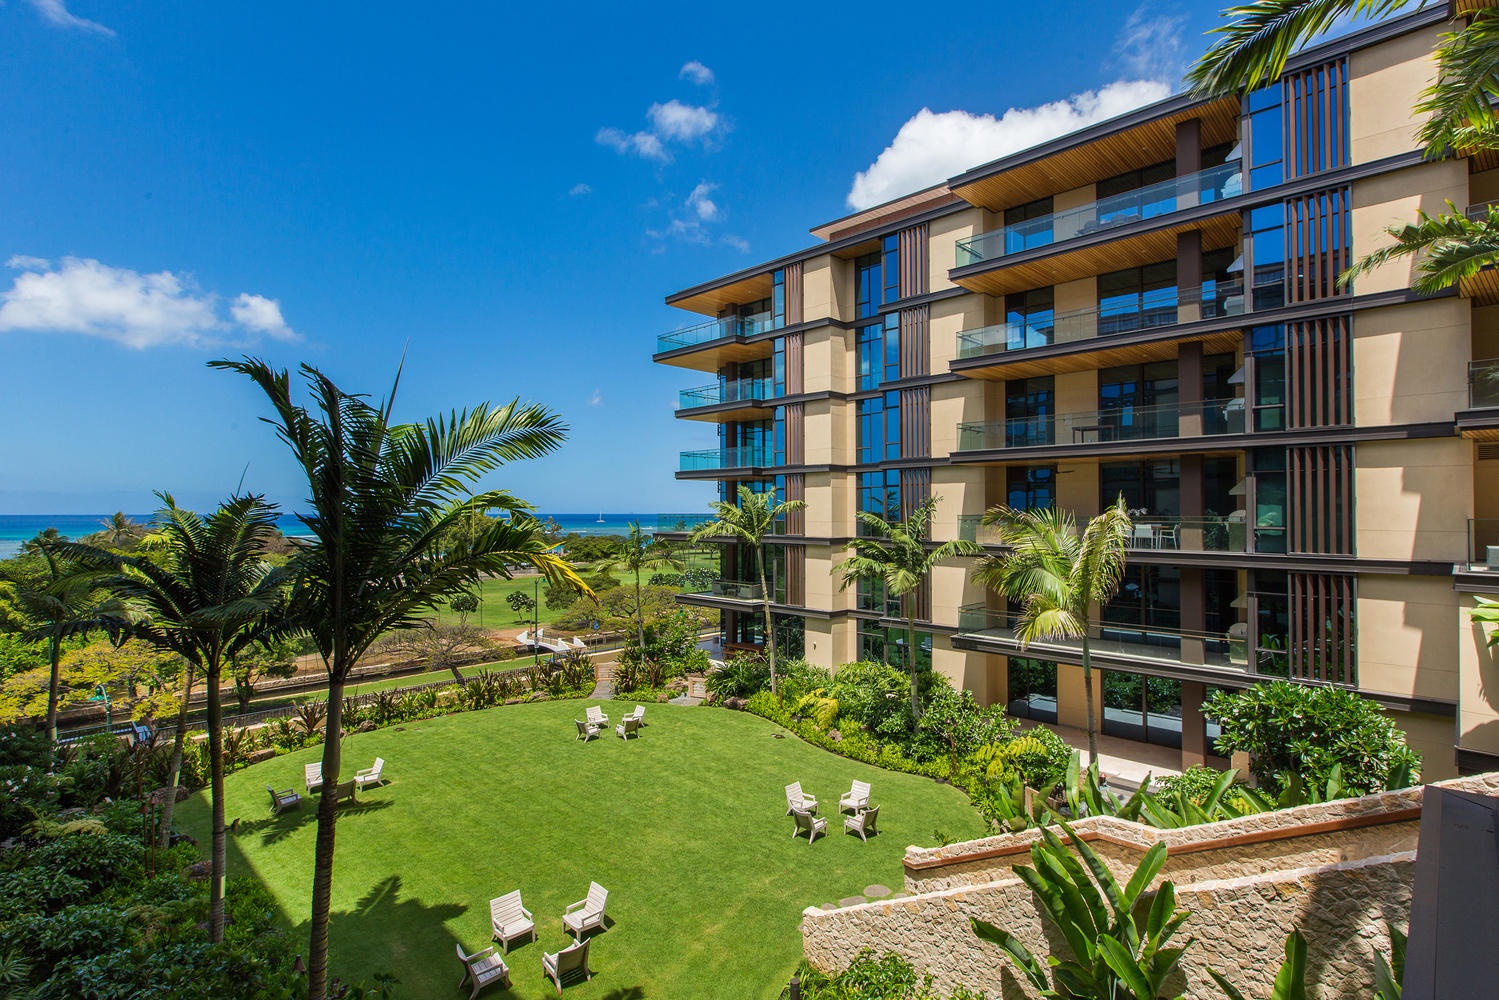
973, 499, 1132, 761
1372, 922, 1406, 1000
505, 590, 535, 620
1208, 929, 1308, 1000
212, 355, 591, 1000
835, 496, 982, 721
786, 949, 988, 1000
971, 823, 1192, 1000
448, 591, 479, 626
914, 684, 1013, 776
689, 485, 805, 701
599, 522, 683, 664
56, 494, 291, 944
229, 634, 303, 713
705, 652, 770, 700
1468, 593, 1499, 646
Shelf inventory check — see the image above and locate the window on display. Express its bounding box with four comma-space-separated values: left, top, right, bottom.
1005, 196, 1053, 254
1100, 460, 1180, 517
1250, 574, 1290, 675
1102, 671, 1183, 748
1098, 361, 1179, 440
1246, 84, 1284, 190
1248, 204, 1286, 310
1005, 376, 1054, 447
858, 577, 900, 615
772, 338, 786, 397
859, 622, 931, 671
1250, 325, 1286, 431
1097, 159, 1175, 225
771, 269, 786, 328
857, 470, 901, 534
882, 234, 901, 304
1202, 352, 1239, 434
857, 314, 901, 390
1007, 658, 1058, 722
856, 253, 881, 319
1252, 448, 1287, 554
1007, 465, 1056, 510
1005, 287, 1055, 349
857, 391, 901, 463
1097, 261, 1177, 335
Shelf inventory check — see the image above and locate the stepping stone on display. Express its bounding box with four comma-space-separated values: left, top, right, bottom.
838, 895, 867, 908
863, 884, 892, 899
820, 903, 838, 911
889, 891, 910, 899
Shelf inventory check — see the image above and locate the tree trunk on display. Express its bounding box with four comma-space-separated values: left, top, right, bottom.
45, 635, 61, 744
158, 665, 196, 850
759, 546, 778, 702
905, 602, 921, 723
635, 571, 647, 668
306, 671, 345, 1000
1081, 633, 1098, 765
207, 655, 227, 943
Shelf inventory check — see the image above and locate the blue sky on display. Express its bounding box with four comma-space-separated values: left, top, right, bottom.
0, 0, 1233, 516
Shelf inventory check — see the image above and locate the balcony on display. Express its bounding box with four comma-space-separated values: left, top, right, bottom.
955, 604, 1242, 671
1466, 519, 1499, 571
678, 377, 773, 410
955, 397, 1243, 454
954, 161, 1243, 268
655, 513, 716, 535
954, 281, 1244, 362
655, 312, 774, 354
1471, 360, 1499, 409
956, 513, 1247, 552
686, 579, 765, 601
678, 446, 773, 473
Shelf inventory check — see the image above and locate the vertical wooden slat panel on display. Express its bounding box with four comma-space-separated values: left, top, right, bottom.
786, 332, 804, 395
900, 305, 930, 378
785, 261, 803, 326
900, 386, 930, 458
785, 473, 805, 535
898, 223, 928, 299
785, 544, 805, 606
785, 403, 804, 466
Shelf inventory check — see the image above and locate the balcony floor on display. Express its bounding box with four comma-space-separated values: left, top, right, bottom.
957, 625, 1239, 672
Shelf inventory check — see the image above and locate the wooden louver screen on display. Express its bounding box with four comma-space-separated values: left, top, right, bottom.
784, 403, 804, 466
898, 224, 928, 299
900, 386, 931, 458
1289, 572, 1356, 685
900, 305, 930, 378
784, 544, 805, 606
784, 331, 804, 395
1287, 316, 1352, 428
784, 473, 805, 535
1288, 444, 1354, 555
1284, 59, 1347, 178
784, 261, 803, 325
1285, 187, 1350, 303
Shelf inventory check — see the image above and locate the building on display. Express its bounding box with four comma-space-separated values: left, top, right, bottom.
652, 4, 1499, 780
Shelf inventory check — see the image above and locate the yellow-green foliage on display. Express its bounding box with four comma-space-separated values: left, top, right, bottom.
791, 690, 840, 730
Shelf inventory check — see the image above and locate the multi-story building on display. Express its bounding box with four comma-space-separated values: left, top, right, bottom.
652, 4, 1499, 780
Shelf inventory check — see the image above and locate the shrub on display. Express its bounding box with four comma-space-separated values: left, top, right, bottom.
829, 661, 911, 739
791, 950, 988, 1000
992, 728, 1071, 791
706, 654, 770, 699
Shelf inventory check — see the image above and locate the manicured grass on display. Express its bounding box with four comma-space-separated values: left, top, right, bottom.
178, 701, 985, 999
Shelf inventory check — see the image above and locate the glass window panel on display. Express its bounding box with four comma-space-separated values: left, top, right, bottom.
1007, 658, 1058, 722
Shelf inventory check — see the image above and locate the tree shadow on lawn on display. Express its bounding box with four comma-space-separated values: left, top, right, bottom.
235, 796, 395, 848
326, 873, 472, 995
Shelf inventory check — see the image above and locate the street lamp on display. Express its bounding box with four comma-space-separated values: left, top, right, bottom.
533, 576, 540, 666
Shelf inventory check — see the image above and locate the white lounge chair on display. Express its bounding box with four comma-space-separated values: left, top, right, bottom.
456, 942, 509, 998
542, 938, 593, 995
616, 717, 640, 740
489, 890, 536, 951
266, 785, 300, 815
626, 704, 646, 726
844, 804, 880, 842
354, 757, 385, 789
562, 882, 608, 940
305, 762, 323, 792
575, 718, 602, 742
839, 780, 871, 813
785, 781, 818, 815
586, 705, 609, 728
791, 808, 827, 844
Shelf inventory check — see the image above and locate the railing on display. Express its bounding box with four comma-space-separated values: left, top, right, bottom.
954, 604, 1240, 669
956, 398, 1243, 451
1469, 518, 1499, 567
655, 513, 717, 534
655, 311, 775, 353
678, 377, 773, 409
954, 281, 1245, 360
679, 446, 773, 471
1470, 359, 1499, 409
957, 513, 1248, 551
956, 515, 1001, 545
1465, 201, 1499, 222
687, 579, 765, 600
954, 160, 1244, 266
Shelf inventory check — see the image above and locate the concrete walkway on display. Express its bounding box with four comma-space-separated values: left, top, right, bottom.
1016, 719, 1183, 791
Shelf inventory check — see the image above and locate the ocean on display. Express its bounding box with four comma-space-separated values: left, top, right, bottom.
0, 513, 661, 558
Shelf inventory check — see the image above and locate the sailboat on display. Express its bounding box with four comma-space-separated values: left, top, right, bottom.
596, 511, 605, 523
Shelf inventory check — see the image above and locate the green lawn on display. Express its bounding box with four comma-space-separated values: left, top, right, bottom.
178, 701, 984, 999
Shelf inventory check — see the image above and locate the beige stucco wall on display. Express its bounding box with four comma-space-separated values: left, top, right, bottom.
1353, 437, 1471, 560
1350, 161, 1468, 295
1349, 22, 1440, 165
1357, 573, 1461, 707
1053, 369, 1097, 418
1353, 298, 1470, 425
1389, 709, 1456, 780
802, 397, 852, 467
931, 379, 984, 460
805, 618, 858, 671
930, 208, 984, 292
1054, 661, 1104, 732
1458, 593, 1499, 757
802, 254, 836, 323
804, 471, 854, 539
1056, 459, 1100, 518
931, 292, 986, 372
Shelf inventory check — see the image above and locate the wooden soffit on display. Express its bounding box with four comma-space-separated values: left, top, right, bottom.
952, 213, 1241, 297
654, 338, 774, 373
1461, 267, 1499, 307
669, 272, 775, 317
676, 403, 769, 424
951, 97, 1241, 212
958, 328, 1244, 381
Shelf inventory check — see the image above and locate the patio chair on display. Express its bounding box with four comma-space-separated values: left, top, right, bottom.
586, 705, 609, 728
791, 807, 827, 845
785, 781, 818, 815
542, 938, 594, 994
354, 757, 385, 789
575, 718, 602, 742
332, 779, 357, 806
562, 881, 608, 940
266, 785, 300, 815
839, 780, 871, 813
456, 942, 510, 998
489, 889, 536, 951
615, 716, 640, 740
304, 762, 323, 792
1131, 523, 1156, 549
626, 704, 646, 726
844, 804, 880, 842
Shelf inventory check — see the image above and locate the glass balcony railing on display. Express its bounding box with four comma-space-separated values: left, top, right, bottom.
957, 513, 1247, 551
955, 160, 1244, 267
956, 515, 1001, 545
955, 281, 1245, 360
955, 604, 1240, 669
686, 579, 765, 601
656, 312, 775, 354
678, 377, 773, 410
956, 397, 1243, 451
678, 446, 772, 472
1470, 359, 1499, 409
655, 514, 717, 534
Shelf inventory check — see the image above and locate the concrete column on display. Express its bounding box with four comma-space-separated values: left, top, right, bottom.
1178, 339, 1204, 438
1177, 229, 1203, 323
1176, 119, 1202, 211
1180, 680, 1207, 768
1180, 567, 1206, 665
1180, 454, 1205, 550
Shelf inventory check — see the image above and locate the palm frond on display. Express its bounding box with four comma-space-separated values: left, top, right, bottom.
1341, 203, 1499, 295
1417, 14, 1499, 156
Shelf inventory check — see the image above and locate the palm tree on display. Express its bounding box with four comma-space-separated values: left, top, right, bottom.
688, 485, 805, 701
971, 498, 1132, 763
600, 522, 683, 663
0, 546, 133, 742
98, 512, 141, 548
59, 494, 291, 944
833, 496, 981, 722
212, 356, 591, 1000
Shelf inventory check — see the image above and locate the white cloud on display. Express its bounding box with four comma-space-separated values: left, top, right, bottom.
596, 126, 669, 162
845, 80, 1172, 210
721, 234, 751, 253
589, 389, 604, 406
680, 61, 715, 86
568, 183, 593, 196
25, 0, 113, 35
1116, 5, 1187, 85
686, 182, 719, 221
0, 256, 300, 349
647, 100, 718, 143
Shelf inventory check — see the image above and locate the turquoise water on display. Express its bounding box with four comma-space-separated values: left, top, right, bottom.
0, 513, 654, 557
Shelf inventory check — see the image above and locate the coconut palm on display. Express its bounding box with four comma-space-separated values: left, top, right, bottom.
971, 498, 1132, 763
600, 522, 684, 663
1339, 200, 1499, 293
688, 485, 805, 701
834, 496, 982, 722
58, 494, 291, 944
212, 356, 591, 1000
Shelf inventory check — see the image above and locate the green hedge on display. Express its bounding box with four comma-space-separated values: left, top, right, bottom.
741, 692, 949, 780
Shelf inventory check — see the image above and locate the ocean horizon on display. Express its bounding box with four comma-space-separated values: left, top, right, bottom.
0, 512, 675, 558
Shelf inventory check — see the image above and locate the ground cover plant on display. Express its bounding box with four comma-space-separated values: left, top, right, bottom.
177, 699, 986, 999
